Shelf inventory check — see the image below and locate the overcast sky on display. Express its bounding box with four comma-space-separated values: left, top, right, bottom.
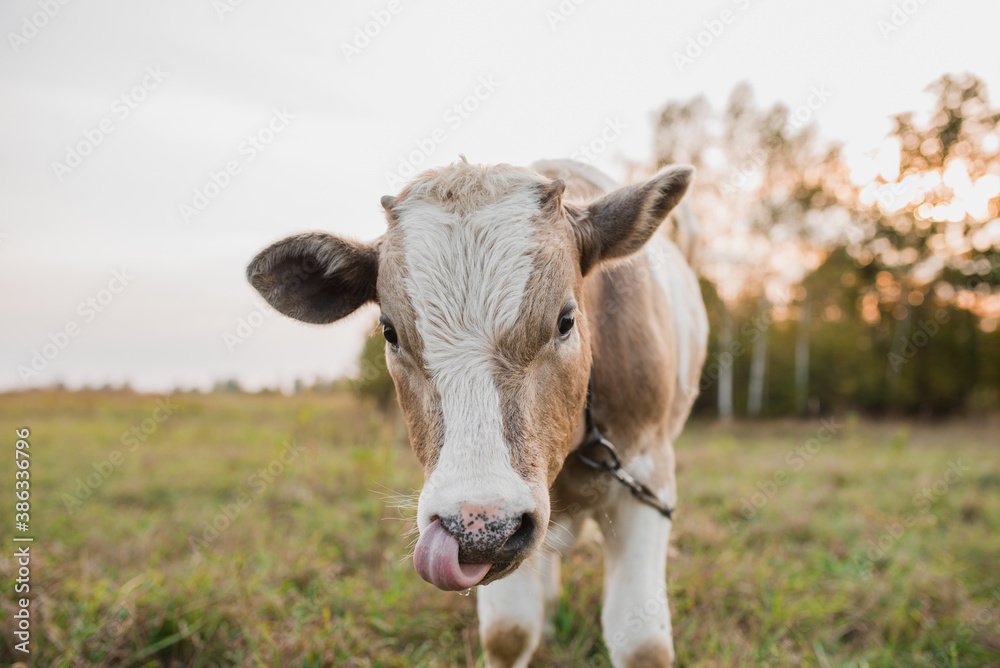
1, 0, 998, 393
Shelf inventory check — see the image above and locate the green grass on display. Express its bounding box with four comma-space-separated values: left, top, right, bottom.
1, 390, 998, 666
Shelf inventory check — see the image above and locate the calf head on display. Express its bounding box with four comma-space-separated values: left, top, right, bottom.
247, 160, 692, 590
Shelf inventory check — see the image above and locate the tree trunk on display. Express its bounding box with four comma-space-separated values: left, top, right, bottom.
795, 303, 810, 416
718, 307, 734, 421
747, 296, 769, 418
886, 305, 912, 406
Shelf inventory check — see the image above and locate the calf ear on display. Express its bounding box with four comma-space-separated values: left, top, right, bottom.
246, 232, 379, 324
571, 165, 694, 275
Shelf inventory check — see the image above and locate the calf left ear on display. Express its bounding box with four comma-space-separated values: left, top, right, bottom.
246, 232, 379, 324
571, 165, 694, 275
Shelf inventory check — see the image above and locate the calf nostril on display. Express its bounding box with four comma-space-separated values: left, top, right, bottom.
496, 513, 535, 562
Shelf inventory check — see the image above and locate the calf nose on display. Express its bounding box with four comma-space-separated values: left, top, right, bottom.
439, 504, 536, 564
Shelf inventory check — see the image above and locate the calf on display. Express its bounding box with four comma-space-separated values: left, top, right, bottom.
247, 157, 708, 667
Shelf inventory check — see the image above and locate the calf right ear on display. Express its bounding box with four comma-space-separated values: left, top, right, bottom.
246, 232, 379, 324
571, 165, 694, 275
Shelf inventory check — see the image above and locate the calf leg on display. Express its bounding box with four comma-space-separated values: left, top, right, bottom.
598, 496, 675, 667
477, 514, 578, 667
477, 552, 546, 668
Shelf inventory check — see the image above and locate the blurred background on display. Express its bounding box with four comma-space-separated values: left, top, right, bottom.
2, 1, 999, 666
1, 0, 997, 416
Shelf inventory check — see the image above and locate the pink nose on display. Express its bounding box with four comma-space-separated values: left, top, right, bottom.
456, 503, 504, 534
438, 504, 537, 564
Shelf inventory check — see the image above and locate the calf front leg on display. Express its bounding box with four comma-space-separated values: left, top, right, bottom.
599, 494, 675, 667
477, 516, 576, 667
477, 552, 546, 668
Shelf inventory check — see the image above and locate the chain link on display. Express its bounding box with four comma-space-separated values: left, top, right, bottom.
574, 368, 675, 520
574, 436, 674, 520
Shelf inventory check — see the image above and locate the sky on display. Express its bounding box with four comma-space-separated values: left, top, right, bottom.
1, 0, 998, 393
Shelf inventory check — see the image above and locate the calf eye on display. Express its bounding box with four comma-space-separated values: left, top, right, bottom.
381, 317, 399, 348
557, 313, 575, 338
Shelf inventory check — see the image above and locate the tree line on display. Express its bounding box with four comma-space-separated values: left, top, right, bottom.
657, 73, 999, 417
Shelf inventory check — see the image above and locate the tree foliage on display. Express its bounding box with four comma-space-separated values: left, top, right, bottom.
658, 74, 1000, 416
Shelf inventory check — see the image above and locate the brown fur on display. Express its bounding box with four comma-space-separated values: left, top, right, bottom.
376, 230, 446, 475
622, 638, 675, 668
483, 623, 534, 668
540, 164, 690, 512
493, 193, 590, 486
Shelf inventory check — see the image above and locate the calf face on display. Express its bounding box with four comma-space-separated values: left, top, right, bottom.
247, 160, 692, 590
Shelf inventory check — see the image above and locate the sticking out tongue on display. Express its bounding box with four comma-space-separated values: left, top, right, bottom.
414, 519, 491, 590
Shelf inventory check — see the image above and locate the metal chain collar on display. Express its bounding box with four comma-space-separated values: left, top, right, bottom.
572, 370, 675, 520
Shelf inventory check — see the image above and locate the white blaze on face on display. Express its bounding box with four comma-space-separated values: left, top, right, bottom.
397, 190, 541, 531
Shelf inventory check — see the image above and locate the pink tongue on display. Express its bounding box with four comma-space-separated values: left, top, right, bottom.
414, 519, 491, 591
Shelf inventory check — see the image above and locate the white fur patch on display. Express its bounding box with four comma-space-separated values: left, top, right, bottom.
397, 188, 541, 528
645, 235, 709, 402
600, 500, 674, 665
478, 552, 546, 667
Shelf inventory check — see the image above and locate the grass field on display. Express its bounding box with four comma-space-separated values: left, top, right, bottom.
1, 390, 998, 667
